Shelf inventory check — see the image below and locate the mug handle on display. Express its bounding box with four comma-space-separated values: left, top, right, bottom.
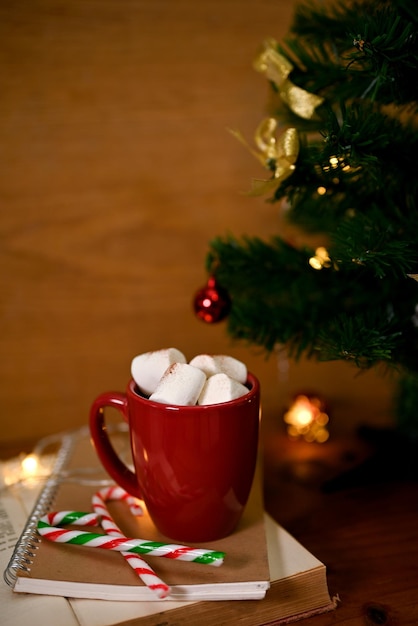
89, 391, 142, 499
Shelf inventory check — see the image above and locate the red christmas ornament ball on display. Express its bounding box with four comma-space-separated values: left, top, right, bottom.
193, 277, 231, 323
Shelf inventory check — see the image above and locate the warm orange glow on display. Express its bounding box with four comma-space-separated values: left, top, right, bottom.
283, 394, 330, 443
21, 454, 39, 477
309, 246, 331, 270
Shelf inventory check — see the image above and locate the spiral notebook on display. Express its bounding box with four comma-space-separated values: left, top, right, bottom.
4, 428, 336, 624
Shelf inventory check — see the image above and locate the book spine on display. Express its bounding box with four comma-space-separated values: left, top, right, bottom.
3, 430, 76, 587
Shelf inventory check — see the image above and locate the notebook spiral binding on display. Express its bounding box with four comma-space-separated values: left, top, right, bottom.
3, 430, 77, 587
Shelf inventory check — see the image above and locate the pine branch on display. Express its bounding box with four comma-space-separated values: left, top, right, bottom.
284, 0, 418, 106
208, 235, 418, 365
332, 212, 418, 279
314, 312, 403, 368
270, 102, 418, 235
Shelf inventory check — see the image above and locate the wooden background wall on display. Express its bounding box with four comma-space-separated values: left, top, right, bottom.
0, 0, 395, 450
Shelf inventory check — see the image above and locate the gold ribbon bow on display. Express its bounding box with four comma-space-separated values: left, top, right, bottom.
254, 38, 324, 120
230, 117, 299, 197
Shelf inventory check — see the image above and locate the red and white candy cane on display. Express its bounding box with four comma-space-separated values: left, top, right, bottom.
92, 486, 170, 598
37, 486, 225, 599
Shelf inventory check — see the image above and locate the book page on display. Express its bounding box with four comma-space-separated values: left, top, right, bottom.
71, 595, 195, 626
1, 479, 79, 626
265, 514, 323, 579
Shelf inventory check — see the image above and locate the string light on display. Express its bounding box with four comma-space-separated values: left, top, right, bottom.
322, 154, 352, 173
21, 454, 39, 477
0, 432, 73, 490
0, 450, 56, 490
1, 425, 131, 492
309, 246, 332, 270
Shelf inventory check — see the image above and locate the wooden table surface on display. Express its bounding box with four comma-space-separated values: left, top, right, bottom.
263, 432, 418, 625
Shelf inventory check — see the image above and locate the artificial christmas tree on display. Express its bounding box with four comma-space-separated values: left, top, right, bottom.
197, 0, 418, 449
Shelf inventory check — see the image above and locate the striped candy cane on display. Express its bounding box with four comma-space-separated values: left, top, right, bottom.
92, 486, 170, 599
37, 514, 225, 565
37, 486, 225, 599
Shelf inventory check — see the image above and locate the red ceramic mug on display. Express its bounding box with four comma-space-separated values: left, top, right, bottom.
89, 373, 260, 543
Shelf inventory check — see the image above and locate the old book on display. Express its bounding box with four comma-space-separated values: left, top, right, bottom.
4, 428, 336, 624
68, 515, 336, 626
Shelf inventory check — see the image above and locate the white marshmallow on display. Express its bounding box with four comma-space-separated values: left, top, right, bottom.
213, 355, 247, 384
131, 348, 187, 396
189, 354, 247, 384
198, 373, 248, 406
188, 354, 221, 377
149, 363, 206, 406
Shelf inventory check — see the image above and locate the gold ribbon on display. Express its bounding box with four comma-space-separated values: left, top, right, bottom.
254, 38, 324, 120
230, 117, 299, 196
